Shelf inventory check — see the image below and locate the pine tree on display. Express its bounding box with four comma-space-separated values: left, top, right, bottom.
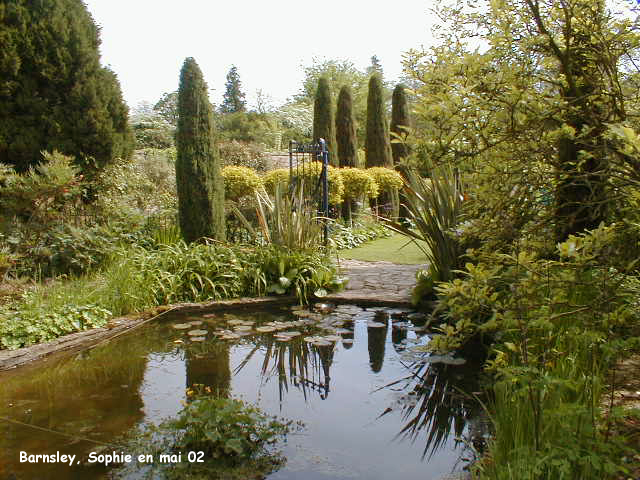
365, 74, 392, 168
390, 84, 411, 164
220, 65, 246, 113
312, 77, 338, 165
0, 0, 133, 174
176, 57, 225, 243
335, 86, 357, 168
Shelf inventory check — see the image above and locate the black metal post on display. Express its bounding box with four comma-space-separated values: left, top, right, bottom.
318, 138, 329, 247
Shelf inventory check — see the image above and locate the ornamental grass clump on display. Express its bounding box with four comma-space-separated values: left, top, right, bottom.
385, 165, 464, 290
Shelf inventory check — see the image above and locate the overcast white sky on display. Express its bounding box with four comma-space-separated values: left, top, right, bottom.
83, 0, 436, 110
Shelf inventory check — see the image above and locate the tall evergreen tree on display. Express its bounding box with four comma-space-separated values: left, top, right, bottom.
0, 0, 133, 174
390, 84, 411, 164
365, 74, 392, 167
176, 57, 225, 243
366, 55, 384, 78
335, 86, 358, 168
312, 77, 338, 165
220, 65, 246, 113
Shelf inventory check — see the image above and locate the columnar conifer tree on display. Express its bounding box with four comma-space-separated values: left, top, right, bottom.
335, 86, 357, 168
365, 74, 392, 168
312, 77, 338, 166
176, 57, 225, 243
0, 0, 133, 174
390, 84, 411, 165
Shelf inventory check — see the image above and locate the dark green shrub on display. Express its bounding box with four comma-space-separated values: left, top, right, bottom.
0, 0, 133, 174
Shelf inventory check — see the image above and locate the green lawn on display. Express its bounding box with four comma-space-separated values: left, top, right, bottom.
337, 233, 428, 264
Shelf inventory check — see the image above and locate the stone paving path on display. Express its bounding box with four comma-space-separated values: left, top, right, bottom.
324, 259, 426, 307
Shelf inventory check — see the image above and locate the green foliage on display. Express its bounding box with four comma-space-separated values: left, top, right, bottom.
312, 77, 338, 165
335, 85, 358, 168
220, 65, 246, 113
119, 390, 296, 479
365, 74, 393, 168
173, 391, 292, 460
176, 57, 225, 242
218, 111, 280, 147
426, 226, 639, 479
0, 151, 83, 231
221, 166, 263, 201
390, 84, 411, 164
0, 0, 133, 174
0, 301, 111, 350
218, 140, 267, 171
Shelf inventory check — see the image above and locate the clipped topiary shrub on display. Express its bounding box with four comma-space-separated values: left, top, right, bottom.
340, 167, 378, 201
262, 168, 290, 196
222, 166, 263, 201
367, 167, 403, 194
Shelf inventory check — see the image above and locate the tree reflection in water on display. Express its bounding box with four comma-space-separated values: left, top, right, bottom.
378, 354, 487, 461
234, 335, 335, 404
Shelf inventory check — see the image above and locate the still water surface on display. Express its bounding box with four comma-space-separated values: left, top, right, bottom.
0, 305, 483, 480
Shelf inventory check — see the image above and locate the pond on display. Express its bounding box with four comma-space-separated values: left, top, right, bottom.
0, 304, 486, 480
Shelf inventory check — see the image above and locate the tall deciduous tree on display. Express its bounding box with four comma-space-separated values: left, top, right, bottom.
404, 0, 638, 245
154, 91, 179, 126
220, 65, 246, 114
390, 84, 411, 165
365, 74, 393, 168
335, 86, 358, 168
176, 57, 225, 242
312, 77, 338, 165
0, 0, 133, 174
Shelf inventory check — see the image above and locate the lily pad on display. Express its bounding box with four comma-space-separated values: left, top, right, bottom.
190, 336, 206, 342
189, 321, 203, 326
256, 326, 277, 333
172, 323, 191, 330
220, 333, 241, 340
202, 313, 217, 318
233, 325, 253, 332
187, 329, 208, 336
279, 330, 301, 337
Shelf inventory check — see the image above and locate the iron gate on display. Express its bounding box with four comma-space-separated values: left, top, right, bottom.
288, 138, 330, 246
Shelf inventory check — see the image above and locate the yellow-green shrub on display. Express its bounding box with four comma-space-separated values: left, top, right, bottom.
367, 167, 403, 195
340, 167, 378, 201
222, 166, 263, 201
262, 168, 290, 195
